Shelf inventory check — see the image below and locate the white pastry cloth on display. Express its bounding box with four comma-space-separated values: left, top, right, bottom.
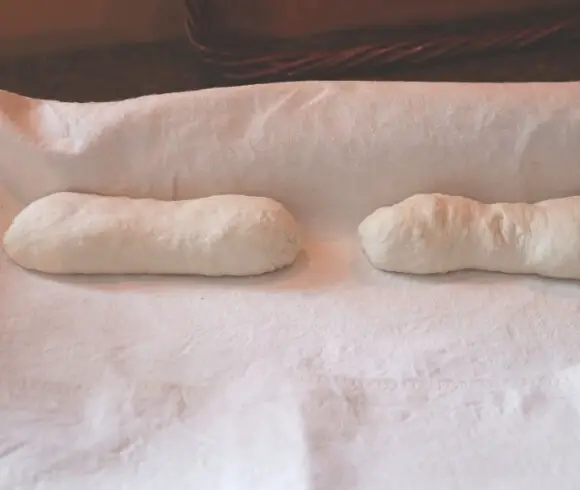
1, 81, 580, 489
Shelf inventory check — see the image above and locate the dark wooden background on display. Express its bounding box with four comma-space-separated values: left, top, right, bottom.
0, 39, 579, 103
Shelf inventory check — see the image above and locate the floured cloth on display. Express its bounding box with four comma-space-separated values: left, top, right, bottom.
1, 81, 580, 489
2, 81, 580, 232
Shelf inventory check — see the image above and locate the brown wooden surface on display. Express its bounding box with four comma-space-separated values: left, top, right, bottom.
209, 0, 578, 38
0, 40, 579, 103
0, 0, 185, 58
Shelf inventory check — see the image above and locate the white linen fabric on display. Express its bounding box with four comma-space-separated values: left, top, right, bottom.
1, 81, 580, 490
1, 80, 580, 232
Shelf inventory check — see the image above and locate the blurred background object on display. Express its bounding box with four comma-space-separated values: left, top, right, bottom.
185, 0, 580, 84
0, 0, 578, 102
0, 0, 185, 57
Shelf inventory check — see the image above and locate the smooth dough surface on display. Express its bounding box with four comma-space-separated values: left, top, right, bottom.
3, 192, 302, 276
359, 193, 580, 279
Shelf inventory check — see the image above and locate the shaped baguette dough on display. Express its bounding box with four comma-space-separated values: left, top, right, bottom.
359, 193, 580, 279
3, 192, 302, 276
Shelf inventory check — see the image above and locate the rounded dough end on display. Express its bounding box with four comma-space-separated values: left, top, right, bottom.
358, 194, 458, 274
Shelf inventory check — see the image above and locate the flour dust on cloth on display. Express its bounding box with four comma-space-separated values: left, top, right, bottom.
2, 192, 302, 276
2, 81, 580, 490
359, 193, 580, 280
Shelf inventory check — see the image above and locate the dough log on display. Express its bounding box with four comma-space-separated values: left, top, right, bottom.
359, 194, 580, 279
3, 192, 302, 276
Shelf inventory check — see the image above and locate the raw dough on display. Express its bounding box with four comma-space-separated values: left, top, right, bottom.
359, 193, 580, 279
3, 192, 302, 276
